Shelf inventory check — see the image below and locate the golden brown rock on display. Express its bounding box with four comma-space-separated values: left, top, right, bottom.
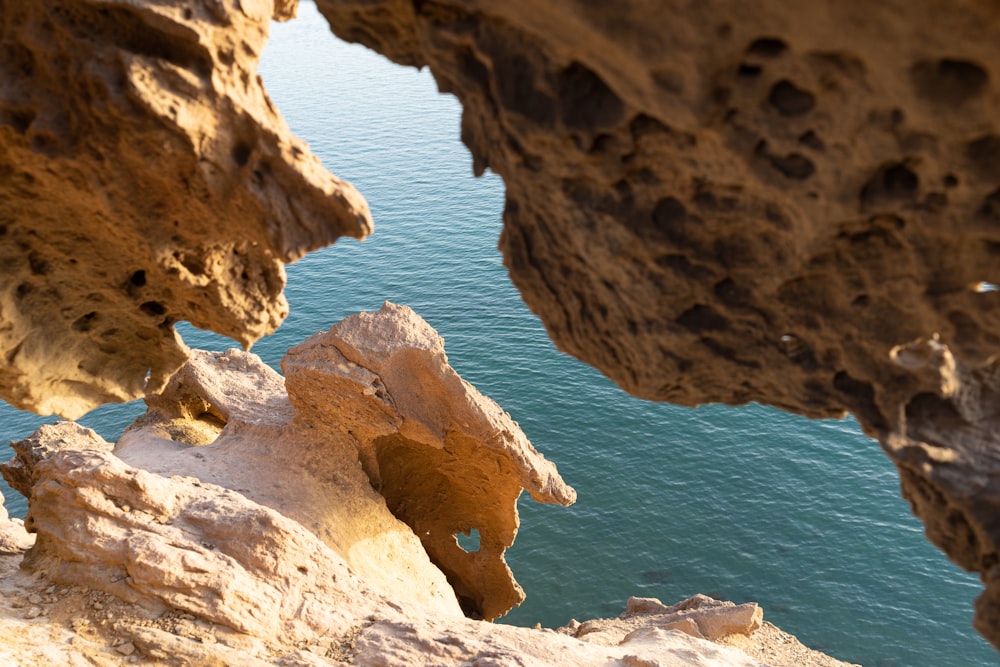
0, 0, 371, 418
313, 0, 1000, 648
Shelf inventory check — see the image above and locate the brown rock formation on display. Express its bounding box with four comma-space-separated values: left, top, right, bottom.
0, 0, 371, 418
2, 0, 1000, 654
312, 0, 1000, 648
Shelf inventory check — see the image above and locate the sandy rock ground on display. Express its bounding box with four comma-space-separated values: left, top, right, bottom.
0, 546, 859, 666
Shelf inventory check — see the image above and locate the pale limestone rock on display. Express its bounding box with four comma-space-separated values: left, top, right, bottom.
26, 449, 387, 643
113, 347, 464, 623
564, 596, 854, 667
0, 0, 371, 419
0, 491, 32, 555
48, 303, 573, 623
625, 594, 763, 642
283, 302, 577, 620
1, 421, 112, 498
348, 614, 770, 667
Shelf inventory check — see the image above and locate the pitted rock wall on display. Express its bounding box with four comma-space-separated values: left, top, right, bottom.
0, 0, 371, 418
313, 0, 1000, 648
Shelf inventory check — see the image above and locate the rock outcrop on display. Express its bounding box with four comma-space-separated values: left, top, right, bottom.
311, 0, 1000, 648
0, 305, 854, 665
2, 0, 1000, 655
0, 546, 858, 666
0, 0, 371, 418
13, 303, 574, 625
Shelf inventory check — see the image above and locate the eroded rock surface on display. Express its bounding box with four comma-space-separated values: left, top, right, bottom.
313, 0, 1000, 647
0, 306, 854, 665
3, 0, 1000, 655
0, 547, 856, 667
14, 303, 573, 625
282, 301, 576, 620
0, 0, 371, 418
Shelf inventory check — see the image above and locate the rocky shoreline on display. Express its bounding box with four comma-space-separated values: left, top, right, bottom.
0, 305, 855, 665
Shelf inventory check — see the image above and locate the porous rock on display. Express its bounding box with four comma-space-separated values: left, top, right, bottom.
314, 0, 1000, 647
3, 0, 1000, 654
0, 0, 371, 418
34, 303, 573, 625
282, 301, 576, 620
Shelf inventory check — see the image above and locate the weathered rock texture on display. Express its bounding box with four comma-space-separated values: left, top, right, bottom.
282, 302, 575, 619
0, 308, 853, 665
312, 0, 1000, 648
3, 0, 1000, 654
11, 303, 574, 625
560, 595, 851, 667
0, 0, 371, 418
0, 543, 856, 666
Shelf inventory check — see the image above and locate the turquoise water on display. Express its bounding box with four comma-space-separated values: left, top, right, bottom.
0, 4, 996, 665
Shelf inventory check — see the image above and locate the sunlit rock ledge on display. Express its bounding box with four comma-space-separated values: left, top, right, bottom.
0, 304, 852, 666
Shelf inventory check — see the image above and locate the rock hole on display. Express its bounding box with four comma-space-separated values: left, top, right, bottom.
297, 566, 308, 575
798, 130, 824, 150
911, 58, 988, 104
232, 141, 252, 167
28, 252, 49, 275
491, 50, 556, 127
943, 174, 959, 188
5, 108, 36, 134
747, 37, 788, 57
980, 187, 1000, 220
140, 301, 166, 316
677, 305, 728, 333
770, 153, 815, 179
557, 62, 625, 130
966, 135, 1000, 179
195, 411, 227, 429
737, 63, 762, 77
72, 312, 98, 332
652, 196, 687, 226
768, 80, 815, 116
455, 528, 480, 553
129, 270, 147, 287
860, 162, 919, 206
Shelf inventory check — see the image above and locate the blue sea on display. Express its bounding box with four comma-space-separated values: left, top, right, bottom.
0, 4, 995, 665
